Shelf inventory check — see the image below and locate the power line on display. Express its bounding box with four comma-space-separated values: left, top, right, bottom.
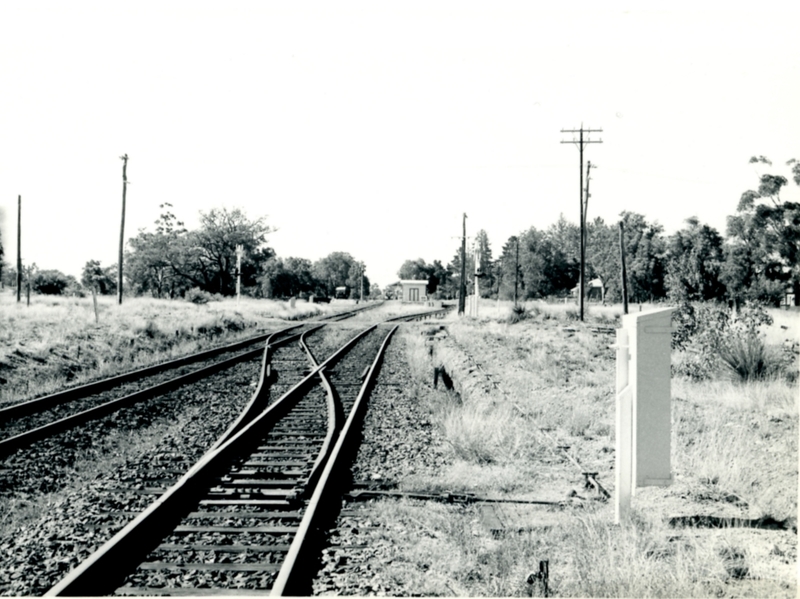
561, 125, 602, 322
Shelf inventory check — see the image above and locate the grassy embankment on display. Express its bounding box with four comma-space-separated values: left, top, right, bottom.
0, 291, 332, 406
365, 300, 797, 597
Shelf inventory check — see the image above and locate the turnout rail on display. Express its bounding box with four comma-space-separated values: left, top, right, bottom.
46, 324, 396, 596
0, 325, 315, 458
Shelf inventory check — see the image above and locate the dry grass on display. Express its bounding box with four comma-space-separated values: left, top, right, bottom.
385, 306, 797, 596
0, 292, 333, 404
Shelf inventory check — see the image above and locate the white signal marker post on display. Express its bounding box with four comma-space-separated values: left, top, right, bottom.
615, 308, 674, 523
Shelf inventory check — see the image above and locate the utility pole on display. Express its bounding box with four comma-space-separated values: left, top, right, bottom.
619, 221, 629, 315
514, 236, 519, 307
359, 264, 364, 302
561, 125, 602, 321
458, 213, 467, 316
118, 154, 128, 305
584, 160, 595, 299
472, 248, 481, 318
16, 195, 21, 303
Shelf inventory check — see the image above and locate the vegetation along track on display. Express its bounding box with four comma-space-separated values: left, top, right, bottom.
44, 324, 396, 596
0, 324, 317, 458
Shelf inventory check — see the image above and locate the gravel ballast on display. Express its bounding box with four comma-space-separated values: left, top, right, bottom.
0, 358, 263, 596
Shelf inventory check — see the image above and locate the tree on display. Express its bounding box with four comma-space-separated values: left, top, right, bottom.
397, 258, 432, 281
0, 230, 4, 289
260, 256, 319, 298
125, 204, 192, 298
312, 252, 366, 297
584, 212, 667, 304
473, 229, 495, 297
188, 207, 275, 295
724, 156, 800, 305
126, 205, 275, 297
81, 260, 117, 295
430, 260, 451, 298
32, 269, 76, 295
665, 217, 726, 302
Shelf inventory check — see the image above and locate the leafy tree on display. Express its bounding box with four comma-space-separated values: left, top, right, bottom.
312, 252, 368, 298
187, 207, 275, 295
724, 156, 800, 305
81, 260, 117, 295
397, 258, 432, 281
430, 260, 451, 298
125, 204, 192, 298
665, 217, 726, 302
474, 229, 495, 297
32, 269, 76, 295
584, 213, 667, 304
126, 205, 275, 297
260, 256, 318, 298
497, 236, 520, 301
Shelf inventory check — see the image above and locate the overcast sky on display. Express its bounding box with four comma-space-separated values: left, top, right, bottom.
1, 1, 798, 290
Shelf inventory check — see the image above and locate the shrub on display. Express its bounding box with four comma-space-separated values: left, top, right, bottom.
136, 319, 162, 339
672, 301, 783, 380
717, 334, 781, 382
32, 270, 75, 295
185, 288, 219, 304
507, 304, 528, 324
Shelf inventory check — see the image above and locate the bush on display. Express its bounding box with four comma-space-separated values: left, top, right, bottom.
672, 301, 782, 380
185, 288, 220, 305
717, 334, 782, 382
32, 270, 75, 295
507, 304, 528, 324
136, 319, 163, 339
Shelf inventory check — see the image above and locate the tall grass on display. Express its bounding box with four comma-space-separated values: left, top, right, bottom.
0, 293, 332, 404
717, 334, 786, 382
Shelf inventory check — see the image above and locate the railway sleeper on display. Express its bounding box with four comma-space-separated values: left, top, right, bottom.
214, 479, 304, 488
137, 562, 282, 572
172, 525, 299, 534
158, 543, 293, 553
116, 587, 272, 596
186, 511, 303, 520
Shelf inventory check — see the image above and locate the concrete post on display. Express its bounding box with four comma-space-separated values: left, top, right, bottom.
614, 327, 632, 523
615, 307, 673, 523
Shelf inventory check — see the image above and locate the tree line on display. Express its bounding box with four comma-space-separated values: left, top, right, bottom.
396, 157, 800, 307
0, 204, 371, 301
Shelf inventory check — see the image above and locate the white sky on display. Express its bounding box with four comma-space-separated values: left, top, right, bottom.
1, 1, 798, 290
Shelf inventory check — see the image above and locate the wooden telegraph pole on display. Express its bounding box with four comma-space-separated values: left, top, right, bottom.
16, 195, 22, 302
458, 213, 467, 316
512, 235, 519, 307
118, 154, 128, 305
619, 221, 629, 315
561, 125, 602, 321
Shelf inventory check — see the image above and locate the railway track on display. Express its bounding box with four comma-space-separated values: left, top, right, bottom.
45, 324, 397, 596
0, 325, 321, 459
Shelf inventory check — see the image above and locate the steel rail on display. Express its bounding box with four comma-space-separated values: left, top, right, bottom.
270, 325, 398, 596
0, 324, 303, 422
384, 305, 454, 322
211, 324, 324, 449
0, 325, 309, 458
295, 330, 340, 499
45, 325, 379, 597
314, 301, 383, 322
